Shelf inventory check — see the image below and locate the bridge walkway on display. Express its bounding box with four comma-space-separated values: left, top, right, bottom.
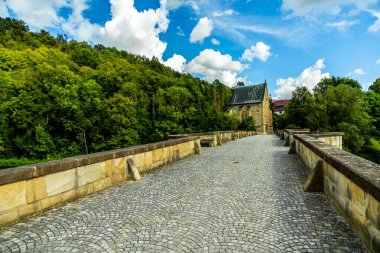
0, 135, 366, 252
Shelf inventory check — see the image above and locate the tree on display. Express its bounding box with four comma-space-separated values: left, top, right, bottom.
313, 76, 361, 95
237, 81, 245, 87
284, 87, 315, 128
369, 78, 380, 94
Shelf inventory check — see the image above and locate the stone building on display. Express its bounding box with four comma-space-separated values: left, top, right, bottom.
228, 82, 273, 134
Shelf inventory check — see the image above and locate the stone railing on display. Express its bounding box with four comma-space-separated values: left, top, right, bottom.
0, 137, 201, 227
293, 134, 380, 253
283, 129, 311, 146
281, 129, 343, 149
169, 131, 255, 147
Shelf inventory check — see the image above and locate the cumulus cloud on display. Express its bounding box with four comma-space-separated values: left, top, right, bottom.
211, 38, 220, 45
241, 42, 272, 62
187, 49, 245, 87
348, 68, 366, 76
3, 0, 68, 28
190, 17, 213, 43
163, 54, 187, 72
95, 0, 170, 59
275, 59, 330, 97
213, 9, 235, 17
281, 0, 376, 17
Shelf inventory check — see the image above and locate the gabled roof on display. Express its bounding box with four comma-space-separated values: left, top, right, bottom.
229, 83, 266, 105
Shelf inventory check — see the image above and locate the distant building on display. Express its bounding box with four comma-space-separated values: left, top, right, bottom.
274, 99, 290, 115
228, 82, 273, 134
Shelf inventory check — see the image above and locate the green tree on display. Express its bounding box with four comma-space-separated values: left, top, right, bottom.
369, 78, 380, 94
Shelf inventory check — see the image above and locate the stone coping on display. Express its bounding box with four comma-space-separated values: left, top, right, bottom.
0, 136, 200, 186
284, 129, 310, 134
308, 132, 344, 137
294, 134, 380, 202
169, 131, 254, 138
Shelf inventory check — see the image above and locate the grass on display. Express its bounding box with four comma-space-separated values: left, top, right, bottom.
0, 158, 49, 170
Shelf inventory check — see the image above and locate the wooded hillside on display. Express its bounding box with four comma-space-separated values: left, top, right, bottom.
0, 18, 243, 160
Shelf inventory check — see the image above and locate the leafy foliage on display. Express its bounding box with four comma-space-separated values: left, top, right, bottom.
0, 18, 240, 160
276, 77, 379, 163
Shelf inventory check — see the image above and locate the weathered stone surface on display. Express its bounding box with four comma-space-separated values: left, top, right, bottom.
127, 158, 141, 181
26, 177, 47, 203
45, 169, 76, 196
77, 163, 102, 187
92, 177, 112, 192
0, 181, 27, 213
304, 160, 324, 192
18, 202, 41, 219
0, 210, 18, 227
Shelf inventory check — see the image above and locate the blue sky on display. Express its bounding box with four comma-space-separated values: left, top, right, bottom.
1, 0, 380, 98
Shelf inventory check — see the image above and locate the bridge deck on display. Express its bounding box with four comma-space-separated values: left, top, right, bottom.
0, 135, 367, 252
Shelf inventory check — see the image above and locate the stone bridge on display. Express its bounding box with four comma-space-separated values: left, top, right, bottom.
0, 133, 379, 252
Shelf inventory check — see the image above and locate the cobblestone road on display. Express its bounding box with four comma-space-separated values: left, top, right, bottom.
0, 135, 367, 252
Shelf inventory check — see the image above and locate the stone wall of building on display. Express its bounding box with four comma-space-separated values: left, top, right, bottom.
0, 137, 201, 227
293, 134, 380, 253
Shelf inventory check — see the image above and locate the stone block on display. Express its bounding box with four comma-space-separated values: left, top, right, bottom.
93, 177, 112, 192
111, 174, 125, 185
349, 182, 366, 210
113, 157, 126, 175
152, 148, 163, 163
132, 153, 145, 170
0, 181, 27, 213
101, 160, 114, 178
0, 209, 18, 227
61, 188, 78, 203
41, 194, 62, 210
45, 169, 75, 197
366, 194, 380, 230
26, 177, 47, 203
77, 163, 102, 187
144, 151, 153, 171
77, 184, 94, 198
18, 202, 41, 219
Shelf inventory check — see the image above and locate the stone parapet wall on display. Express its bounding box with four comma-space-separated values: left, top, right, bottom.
293, 134, 380, 253
282, 130, 343, 149
0, 137, 201, 227
169, 131, 255, 147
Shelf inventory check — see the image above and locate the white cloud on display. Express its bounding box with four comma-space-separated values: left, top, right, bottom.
211, 38, 220, 45
275, 59, 330, 97
325, 20, 359, 30
348, 68, 366, 76
213, 9, 235, 17
281, 0, 376, 18
61, 0, 101, 42
376, 58, 380, 64
163, 54, 187, 72
241, 42, 272, 62
96, 0, 170, 59
4, 0, 69, 28
367, 10, 380, 32
190, 17, 213, 43
0, 1, 9, 17
187, 49, 245, 87
354, 68, 366, 75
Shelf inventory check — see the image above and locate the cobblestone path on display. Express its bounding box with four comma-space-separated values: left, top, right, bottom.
0, 135, 367, 253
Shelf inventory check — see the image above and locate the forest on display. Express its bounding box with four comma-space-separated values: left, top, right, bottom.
273, 77, 380, 164
0, 18, 247, 166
